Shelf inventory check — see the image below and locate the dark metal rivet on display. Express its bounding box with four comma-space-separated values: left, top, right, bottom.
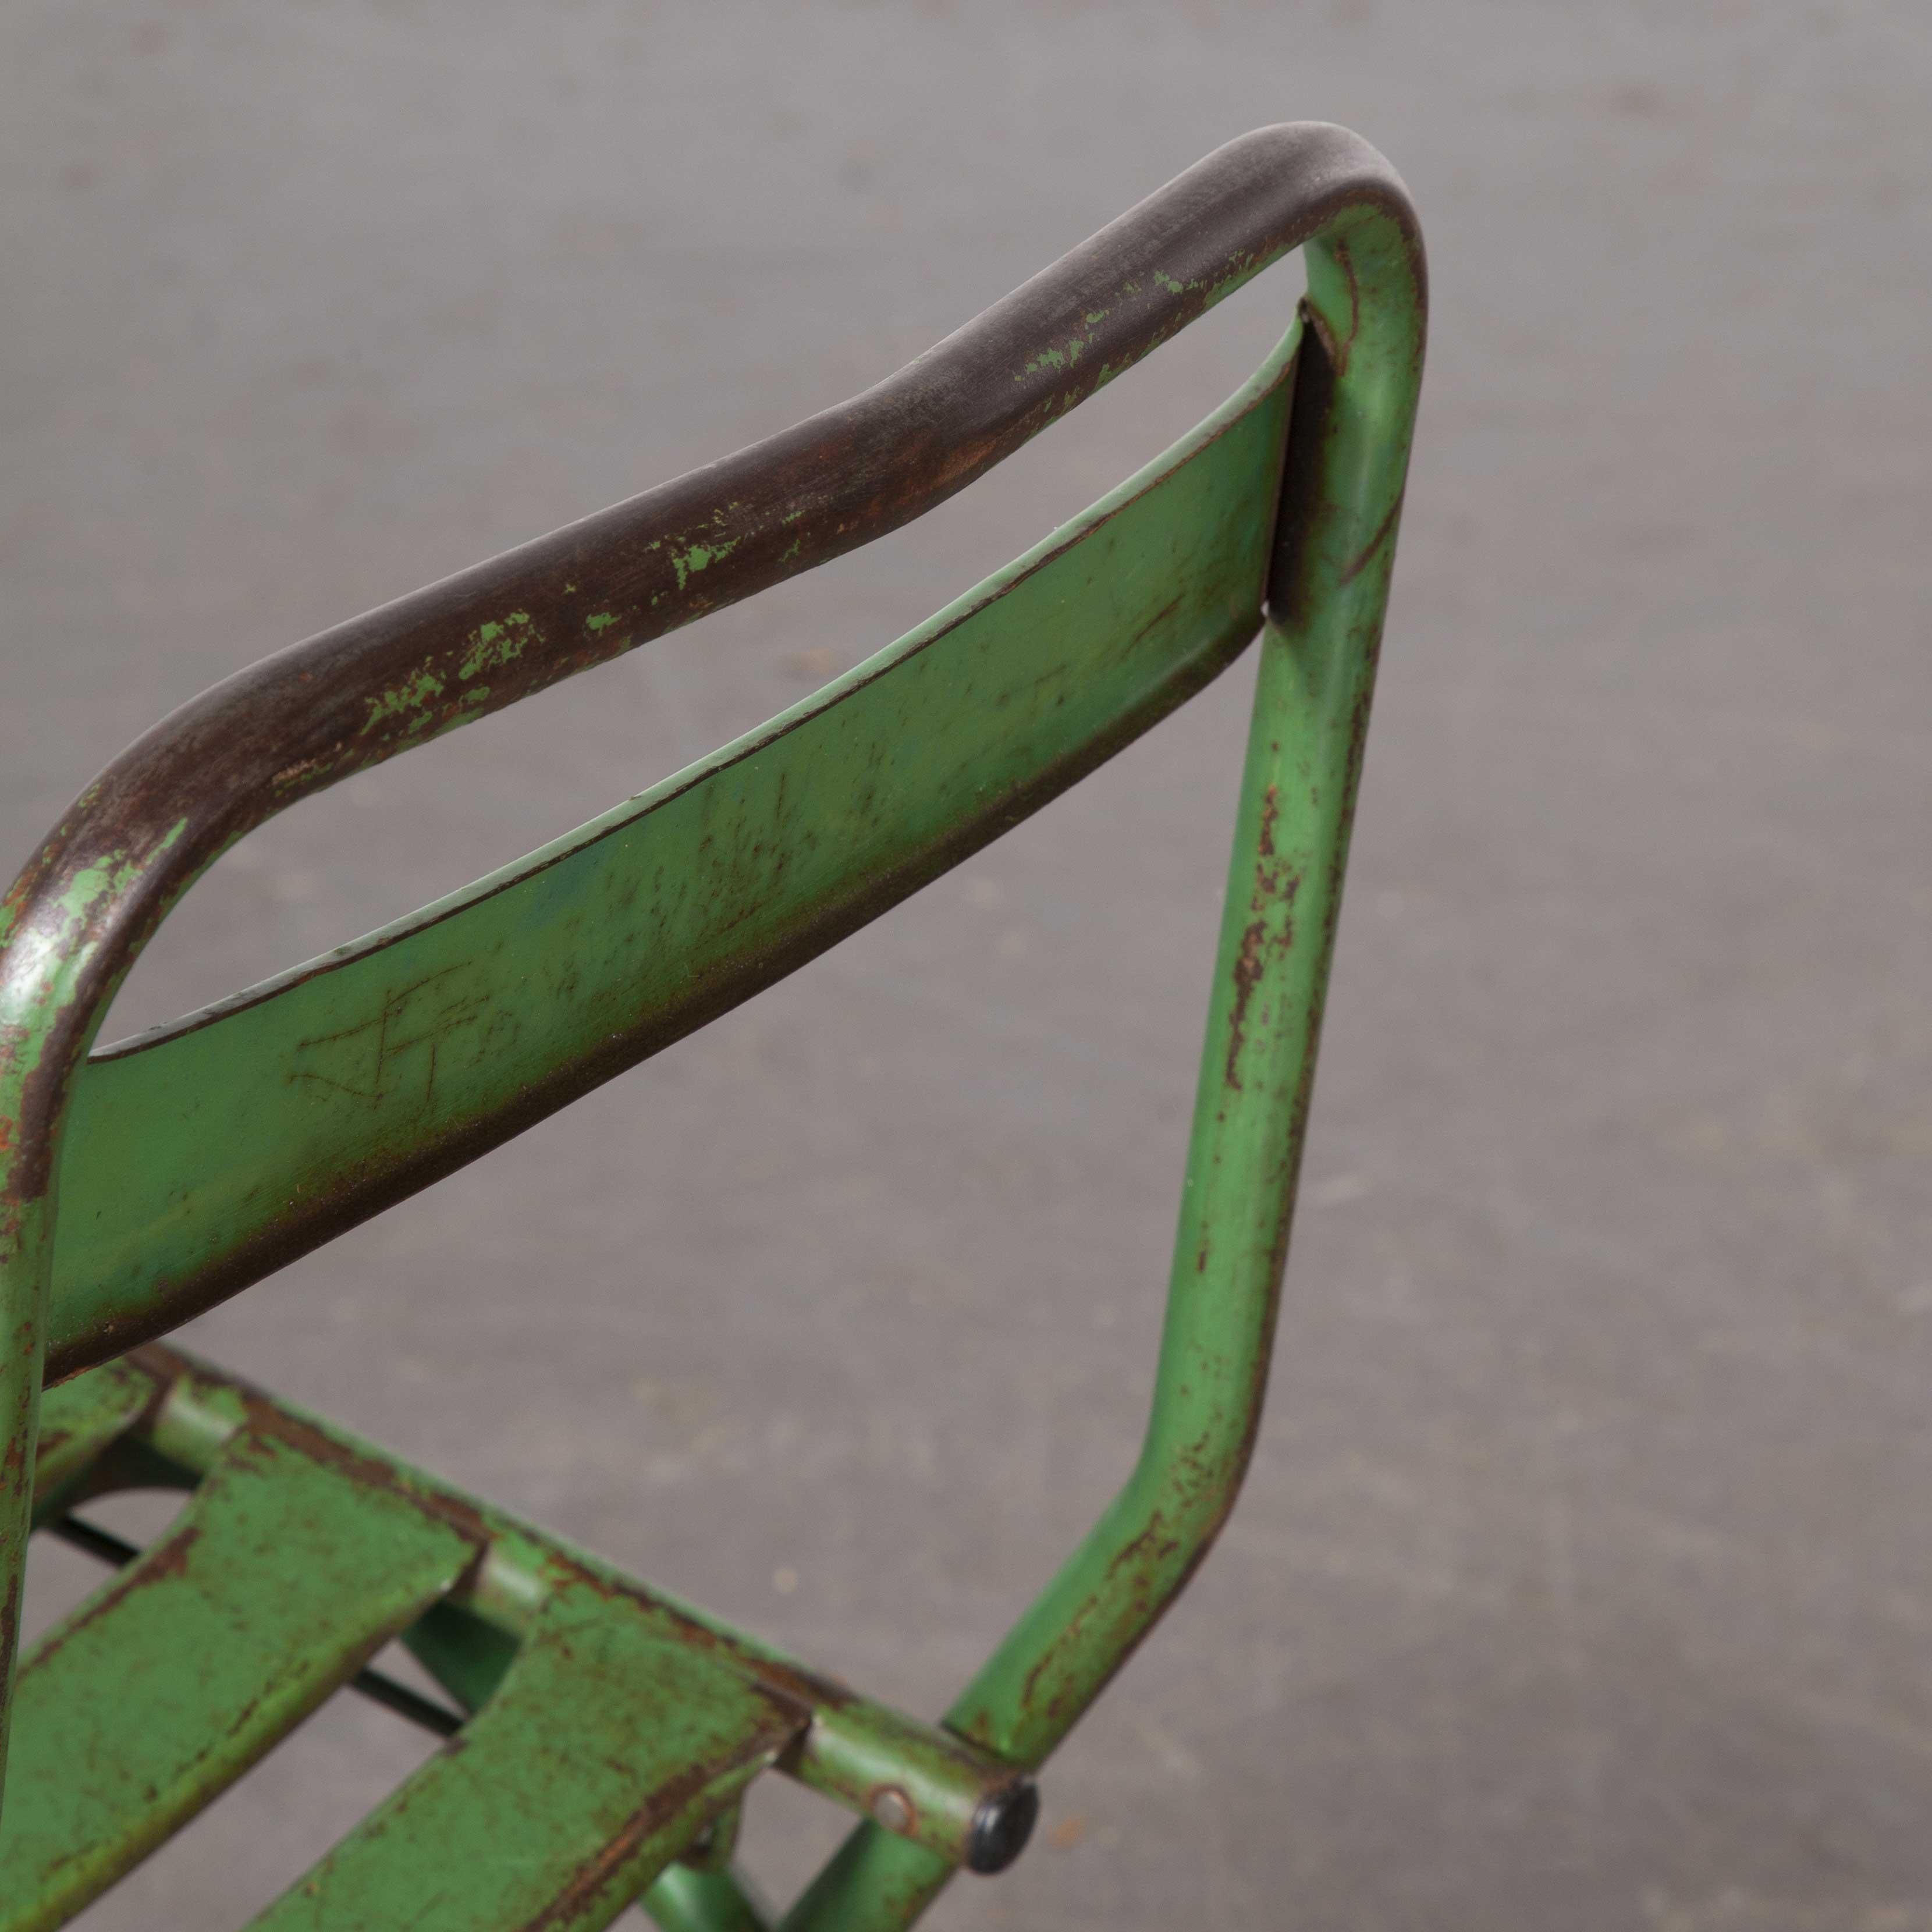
965, 1778, 1039, 1875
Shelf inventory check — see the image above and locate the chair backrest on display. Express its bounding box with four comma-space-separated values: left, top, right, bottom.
0, 121, 1424, 1824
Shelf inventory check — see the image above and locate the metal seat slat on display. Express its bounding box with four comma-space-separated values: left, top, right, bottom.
26, 1359, 152, 1521
245, 1585, 802, 1932
0, 1426, 478, 1931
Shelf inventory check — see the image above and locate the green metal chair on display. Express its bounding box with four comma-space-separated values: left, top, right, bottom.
0, 122, 1423, 1930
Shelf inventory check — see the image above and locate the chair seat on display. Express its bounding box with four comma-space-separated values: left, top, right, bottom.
8, 1345, 1027, 1931
244, 1593, 798, 1932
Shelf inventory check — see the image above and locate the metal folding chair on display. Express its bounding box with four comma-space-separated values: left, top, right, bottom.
0, 122, 1423, 1930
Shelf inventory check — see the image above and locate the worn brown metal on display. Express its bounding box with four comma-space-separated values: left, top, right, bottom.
0, 116, 1425, 1931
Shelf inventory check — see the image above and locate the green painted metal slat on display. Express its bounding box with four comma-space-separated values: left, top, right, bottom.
640, 1862, 772, 1932
246, 1585, 804, 1932
26, 1359, 150, 1522
47, 329, 1299, 1378
0, 1428, 477, 1931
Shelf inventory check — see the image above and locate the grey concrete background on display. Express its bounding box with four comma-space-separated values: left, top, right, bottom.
5, 3, 1929, 1927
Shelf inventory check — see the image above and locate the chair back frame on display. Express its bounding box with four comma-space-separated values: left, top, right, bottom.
0, 122, 1423, 1930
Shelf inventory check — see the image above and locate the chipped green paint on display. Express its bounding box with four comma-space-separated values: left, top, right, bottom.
670, 539, 740, 592
57, 818, 184, 923
0, 823, 188, 1034
584, 612, 620, 634
457, 611, 537, 682
361, 661, 447, 734
55, 856, 132, 923
1020, 332, 1099, 382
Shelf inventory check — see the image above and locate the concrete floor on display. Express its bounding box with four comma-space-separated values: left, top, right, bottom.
3, 3, 1929, 1927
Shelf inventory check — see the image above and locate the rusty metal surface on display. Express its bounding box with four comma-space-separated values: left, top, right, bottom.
26, 1343, 1037, 1893
778, 179, 1424, 1932
0, 1410, 475, 1930
6, 11, 1928, 1930
42, 329, 1301, 1380
0, 132, 1418, 1784
244, 1589, 801, 1932
0, 102, 1426, 1929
